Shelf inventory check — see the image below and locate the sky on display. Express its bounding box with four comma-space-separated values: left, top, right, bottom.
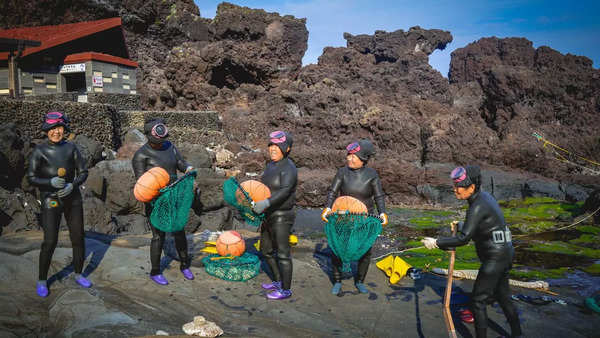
193, 0, 600, 78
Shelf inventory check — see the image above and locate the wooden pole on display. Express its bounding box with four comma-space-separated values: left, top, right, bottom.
443, 221, 458, 338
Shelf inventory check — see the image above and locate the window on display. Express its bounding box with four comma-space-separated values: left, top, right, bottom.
46, 83, 57, 89
33, 76, 44, 83
123, 84, 130, 90
0, 89, 9, 94
93, 71, 102, 76
112, 72, 118, 78
130, 90, 137, 95
122, 74, 130, 80
93, 87, 103, 92
22, 87, 33, 95
103, 77, 112, 83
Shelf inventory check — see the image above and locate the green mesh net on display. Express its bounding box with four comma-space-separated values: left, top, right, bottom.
325, 213, 383, 272
222, 177, 265, 227
149, 171, 197, 233
202, 252, 260, 281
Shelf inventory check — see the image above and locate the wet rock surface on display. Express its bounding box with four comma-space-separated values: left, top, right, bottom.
0, 229, 598, 337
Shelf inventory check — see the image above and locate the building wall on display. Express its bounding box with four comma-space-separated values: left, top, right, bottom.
24, 92, 141, 110
0, 60, 137, 96
0, 68, 8, 94
88, 61, 136, 95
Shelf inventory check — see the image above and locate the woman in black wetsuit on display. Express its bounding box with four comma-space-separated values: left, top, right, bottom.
421, 165, 522, 338
252, 131, 297, 300
27, 111, 91, 297
321, 139, 388, 295
131, 118, 194, 285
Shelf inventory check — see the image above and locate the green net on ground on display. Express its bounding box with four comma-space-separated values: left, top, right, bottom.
325, 213, 382, 272
222, 177, 265, 227
150, 171, 197, 233
202, 252, 260, 281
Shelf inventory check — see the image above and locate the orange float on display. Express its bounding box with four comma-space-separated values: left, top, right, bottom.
235, 180, 271, 206
216, 230, 246, 257
332, 196, 368, 214
133, 167, 170, 202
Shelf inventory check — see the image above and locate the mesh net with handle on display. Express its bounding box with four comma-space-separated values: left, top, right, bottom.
222, 177, 265, 227
149, 171, 197, 232
202, 252, 260, 281
325, 212, 382, 272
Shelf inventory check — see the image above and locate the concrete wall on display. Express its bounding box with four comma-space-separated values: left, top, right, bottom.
89, 61, 136, 95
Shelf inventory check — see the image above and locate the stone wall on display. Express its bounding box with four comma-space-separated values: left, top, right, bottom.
0, 97, 119, 148
118, 110, 222, 146
24, 93, 141, 110
0, 98, 222, 150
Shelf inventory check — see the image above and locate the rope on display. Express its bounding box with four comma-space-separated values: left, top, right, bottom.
533, 132, 600, 175
371, 246, 425, 261
512, 204, 600, 238
431, 268, 550, 290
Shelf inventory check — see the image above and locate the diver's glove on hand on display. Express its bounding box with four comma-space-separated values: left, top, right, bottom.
50, 177, 66, 188
421, 237, 438, 250
252, 199, 270, 214
185, 166, 194, 174
379, 213, 388, 226
321, 207, 332, 222
57, 183, 73, 198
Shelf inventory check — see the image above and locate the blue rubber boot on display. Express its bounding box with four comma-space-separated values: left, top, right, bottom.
331, 282, 342, 295
36, 281, 49, 298
355, 282, 369, 294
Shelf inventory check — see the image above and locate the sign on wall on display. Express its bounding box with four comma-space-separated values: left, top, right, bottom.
59, 63, 86, 73
92, 75, 103, 87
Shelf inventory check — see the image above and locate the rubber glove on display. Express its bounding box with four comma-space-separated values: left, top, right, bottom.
185, 166, 194, 174
379, 213, 389, 226
50, 177, 66, 188
421, 237, 438, 250
57, 183, 74, 198
321, 207, 332, 222
252, 199, 270, 214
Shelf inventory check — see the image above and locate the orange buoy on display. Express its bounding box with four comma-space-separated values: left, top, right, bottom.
332, 196, 368, 213
133, 167, 170, 202
235, 180, 271, 206
216, 230, 246, 257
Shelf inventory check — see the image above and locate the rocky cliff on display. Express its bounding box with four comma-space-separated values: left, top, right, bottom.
2, 1, 599, 210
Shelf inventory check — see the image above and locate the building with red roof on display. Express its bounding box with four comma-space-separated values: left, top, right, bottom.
0, 18, 138, 96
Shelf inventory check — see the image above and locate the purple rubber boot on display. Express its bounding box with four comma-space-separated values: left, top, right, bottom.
181, 268, 194, 280
75, 274, 92, 288
36, 281, 48, 298
267, 288, 292, 300
150, 274, 169, 285
261, 281, 281, 290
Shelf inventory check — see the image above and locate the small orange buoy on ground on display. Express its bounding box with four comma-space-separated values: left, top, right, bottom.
216, 230, 246, 257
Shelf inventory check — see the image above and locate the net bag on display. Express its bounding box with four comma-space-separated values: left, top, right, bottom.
222, 177, 266, 227
149, 171, 197, 232
325, 213, 382, 272
202, 252, 260, 281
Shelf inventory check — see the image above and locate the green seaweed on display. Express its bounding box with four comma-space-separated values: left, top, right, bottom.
582, 263, 600, 276
399, 244, 480, 271
509, 267, 570, 280
577, 225, 600, 235
527, 241, 600, 259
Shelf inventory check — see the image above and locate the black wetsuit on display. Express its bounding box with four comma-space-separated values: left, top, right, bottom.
437, 190, 522, 338
27, 140, 88, 280
260, 157, 298, 291
132, 141, 190, 276
325, 166, 386, 283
